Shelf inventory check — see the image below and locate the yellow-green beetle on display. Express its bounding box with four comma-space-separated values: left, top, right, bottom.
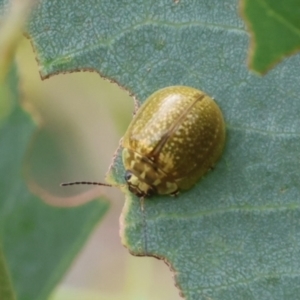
122, 85, 226, 197
61, 86, 225, 197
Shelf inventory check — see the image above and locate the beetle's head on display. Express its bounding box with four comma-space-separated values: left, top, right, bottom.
122, 149, 179, 197
124, 170, 155, 198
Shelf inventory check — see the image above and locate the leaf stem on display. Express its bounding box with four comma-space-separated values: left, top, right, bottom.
0, 245, 16, 300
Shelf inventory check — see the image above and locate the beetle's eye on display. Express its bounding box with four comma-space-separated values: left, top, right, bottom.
124, 170, 132, 182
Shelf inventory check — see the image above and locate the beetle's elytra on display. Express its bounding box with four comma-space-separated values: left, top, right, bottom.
122, 85, 226, 198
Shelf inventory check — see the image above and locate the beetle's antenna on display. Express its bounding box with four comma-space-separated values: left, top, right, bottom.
61, 181, 112, 187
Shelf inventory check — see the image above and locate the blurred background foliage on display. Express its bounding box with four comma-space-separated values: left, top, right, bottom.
16, 37, 181, 300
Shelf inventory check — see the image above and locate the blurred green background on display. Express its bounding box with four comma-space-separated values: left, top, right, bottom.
16, 37, 180, 300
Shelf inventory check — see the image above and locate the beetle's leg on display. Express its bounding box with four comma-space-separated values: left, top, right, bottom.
170, 190, 179, 197
140, 196, 145, 212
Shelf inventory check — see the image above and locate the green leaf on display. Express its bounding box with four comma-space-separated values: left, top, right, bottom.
241, 0, 300, 74
0, 66, 109, 300
1, 0, 300, 299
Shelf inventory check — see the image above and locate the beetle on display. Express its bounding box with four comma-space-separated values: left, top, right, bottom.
62, 86, 226, 198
